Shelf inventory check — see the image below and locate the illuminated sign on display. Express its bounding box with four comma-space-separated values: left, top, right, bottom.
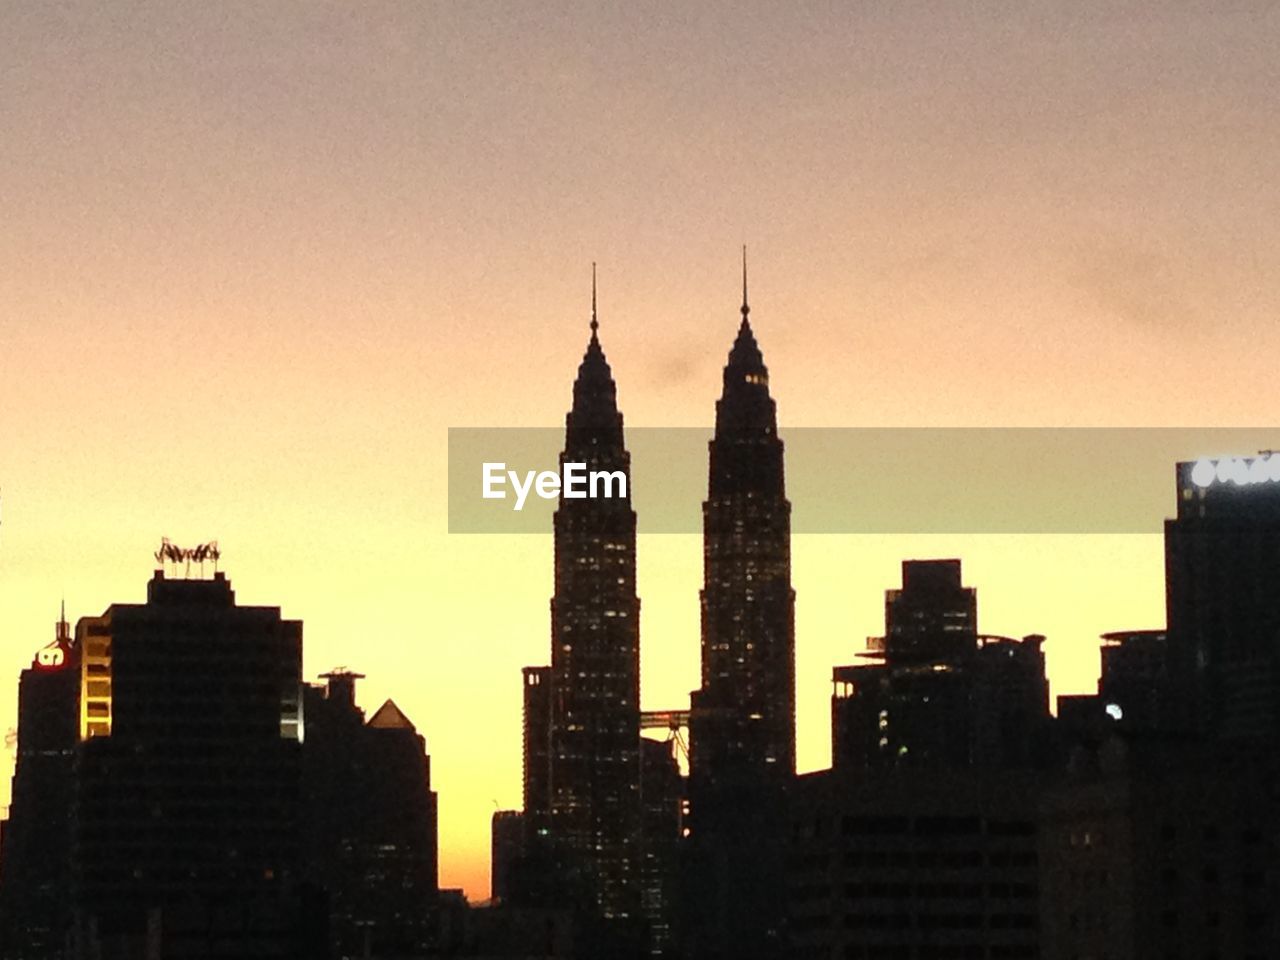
1189, 455, 1280, 489
35, 642, 67, 670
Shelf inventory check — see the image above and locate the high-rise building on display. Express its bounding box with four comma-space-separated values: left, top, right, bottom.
522, 666, 552, 838
300, 670, 439, 958
1099, 629, 1169, 731
72, 570, 306, 959
0, 609, 80, 959
969, 633, 1051, 768
690, 256, 796, 791
832, 561, 1049, 772
1057, 630, 1170, 740
506, 666, 561, 911
685, 260, 794, 960
525, 280, 642, 925
637, 738, 682, 957
883, 558, 977, 664
1165, 455, 1280, 739
490, 810, 524, 903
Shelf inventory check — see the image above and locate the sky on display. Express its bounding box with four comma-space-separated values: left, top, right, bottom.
2, 1, 1280, 900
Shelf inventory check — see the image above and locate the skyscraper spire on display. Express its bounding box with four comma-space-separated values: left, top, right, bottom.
537, 269, 640, 922
725, 249, 767, 388
571, 261, 619, 432
688, 257, 794, 955
590, 261, 599, 341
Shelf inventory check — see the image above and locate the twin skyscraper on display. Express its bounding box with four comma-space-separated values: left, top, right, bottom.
507, 256, 795, 957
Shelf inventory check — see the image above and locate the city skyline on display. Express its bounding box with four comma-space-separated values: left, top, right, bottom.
3, 302, 1236, 902
5, 2, 1280, 904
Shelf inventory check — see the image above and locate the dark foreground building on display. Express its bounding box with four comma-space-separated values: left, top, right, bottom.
638, 738, 682, 957
0, 572, 441, 959
521, 666, 552, 845
1165, 455, 1280, 740
72, 570, 309, 959
1056, 630, 1170, 742
0, 611, 80, 958
1041, 737, 1280, 959
491, 810, 525, 904
799, 562, 1050, 960
301, 670, 439, 958
832, 561, 1050, 773
788, 769, 1043, 960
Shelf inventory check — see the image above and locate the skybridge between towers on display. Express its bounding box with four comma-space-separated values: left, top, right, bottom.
641, 709, 690, 766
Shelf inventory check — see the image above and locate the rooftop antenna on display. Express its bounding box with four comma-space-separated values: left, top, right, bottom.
590, 262, 599, 340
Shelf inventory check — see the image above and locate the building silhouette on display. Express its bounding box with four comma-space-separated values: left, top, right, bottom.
300, 669, 439, 958
689, 256, 796, 787
1041, 459, 1280, 957
685, 260, 794, 960
788, 768, 1043, 960
520, 278, 644, 942
637, 738, 682, 957
883, 557, 977, 664
800, 561, 1052, 960
1165, 456, 1280, 739
0, 610, 80, 958
72, 570, 307, 959
521, 666, 552, 845
459, 901, 575, 958
832, 560, 1049, 772
0, 572, 447, 959
15, 276, 1280, 960
1096, 629, 1169, 732
490, 810, 524, 903
1041, 738, 1280, 959
1057, 630, 1170, 740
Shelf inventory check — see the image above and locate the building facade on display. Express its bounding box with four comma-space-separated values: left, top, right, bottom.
685, 267, 795, 960
832, 561, 1049, 774
1056, 630, 1170, 742
1040, 738, 1280, 960
522, 666, 552, 840
0, 611, 80, 959
1165, 455, 1280, 739
300, 670, 439, 958
521, 289, 643, 931
637, 738, 682, 957
72, 571, 307, 959
690, 267, 796, 790
788, 769, 1043, 960
491, 810, 525, 903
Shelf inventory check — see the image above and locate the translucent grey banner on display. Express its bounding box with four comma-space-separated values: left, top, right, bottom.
447, 428, 1280, 534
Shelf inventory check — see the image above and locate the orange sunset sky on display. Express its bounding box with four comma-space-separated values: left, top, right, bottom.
3, 2, 1280, 900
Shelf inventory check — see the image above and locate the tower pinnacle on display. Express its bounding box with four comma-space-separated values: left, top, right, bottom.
547, 261, 640, 921
740, 245, 750, 325
590, 262, 599, 341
